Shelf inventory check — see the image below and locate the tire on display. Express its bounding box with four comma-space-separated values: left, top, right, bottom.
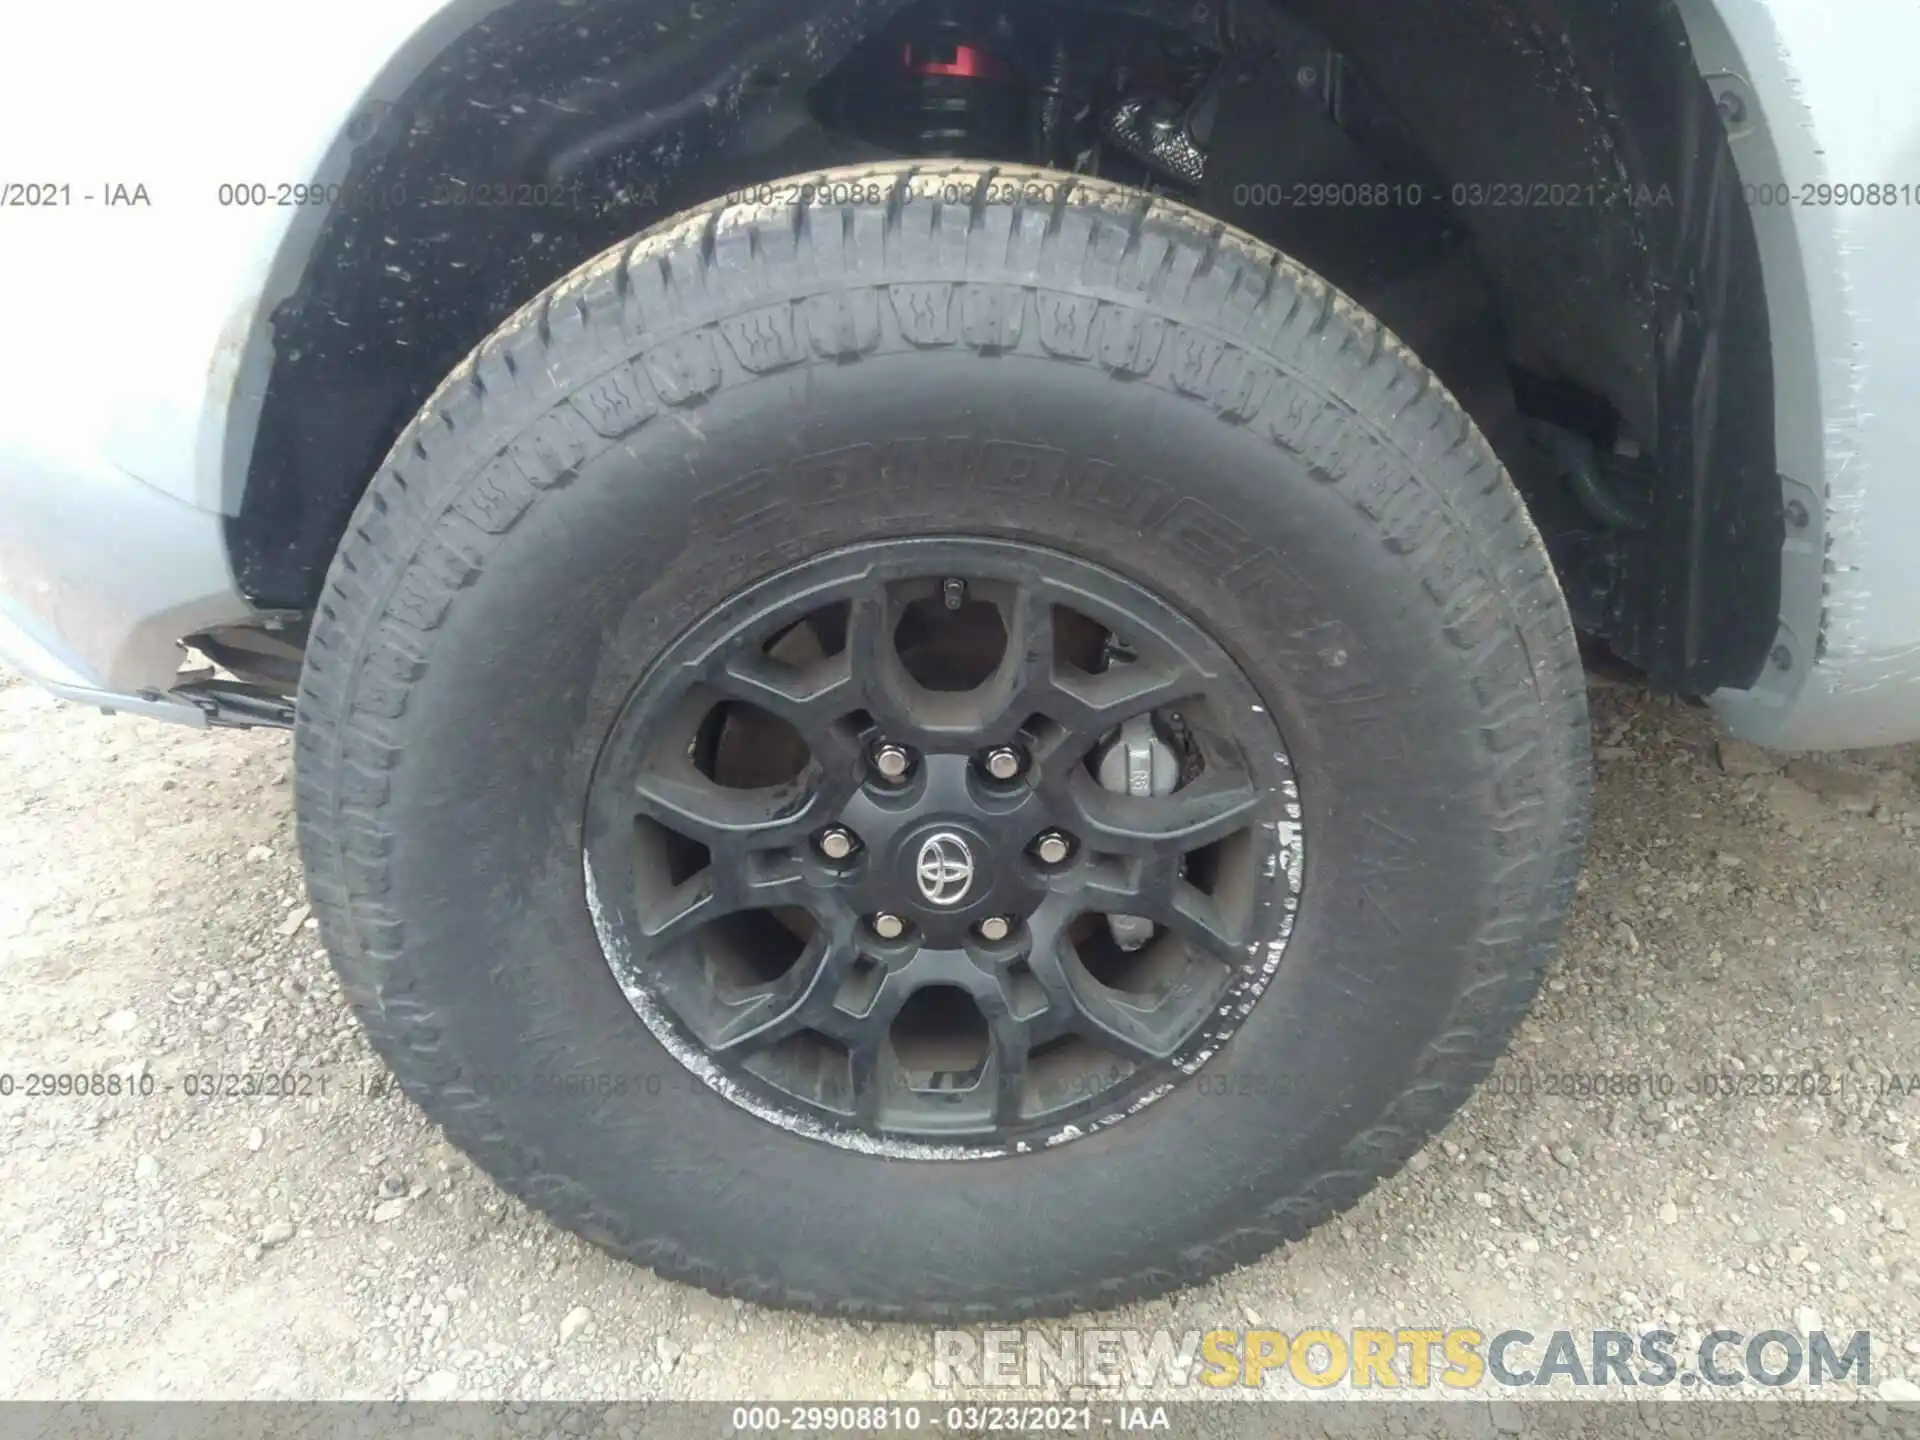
295, 162, 1591, 1319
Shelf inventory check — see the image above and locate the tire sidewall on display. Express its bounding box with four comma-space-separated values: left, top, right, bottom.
338, 344, 1552, 1306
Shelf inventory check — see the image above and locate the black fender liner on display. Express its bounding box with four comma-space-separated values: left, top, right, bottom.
234, 0, 1778, 693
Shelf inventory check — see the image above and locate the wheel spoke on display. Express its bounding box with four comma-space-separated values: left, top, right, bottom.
845, 582, 1067, 745
992, 583, 1057, 711
1020, 932, 1146, 1062
711, 649, 865, 771
798, 955, 905, 1126
633, 764, 822, 855
1004, 920, 1080, 1028
1080, 856, 1245, 961
1158, 884, 1244, 964
1033, 660, 1194, 760
1055, 961, 1184, 1063
984, 1004, 1033, 1126
1022, 914, 1235, 1065
1083, 963, 1227, 1060
704, 933, 838, 1053
901, 582, 1061, 744
714, 648, 854, 723
637, 858, 810, 950
845, 1022, 891, 1126
843, 588, 920, 733
1065, 758, 1263, 857
988, 586, 1199, 750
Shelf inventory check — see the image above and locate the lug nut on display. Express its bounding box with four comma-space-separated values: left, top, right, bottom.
1032, 831, 1073, 866
871, 913, 907, 941
983, 746, 1024, 781
872, 743, 914, 781
816, 827, 858, 861
977, 916, 1013, 943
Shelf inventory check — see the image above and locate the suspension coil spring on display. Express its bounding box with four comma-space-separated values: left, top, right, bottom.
898, 15, 1027, 158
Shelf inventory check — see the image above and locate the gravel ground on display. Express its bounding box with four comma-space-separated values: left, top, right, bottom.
2, 663, 1919, 1409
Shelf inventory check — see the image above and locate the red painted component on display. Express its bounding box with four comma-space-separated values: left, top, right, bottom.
902, 42, 1011, 81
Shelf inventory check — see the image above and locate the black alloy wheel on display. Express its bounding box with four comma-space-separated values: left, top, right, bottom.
584, 540, 1301, 1153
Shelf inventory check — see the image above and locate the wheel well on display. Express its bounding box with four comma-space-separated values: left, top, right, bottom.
232, 0, 1780, 694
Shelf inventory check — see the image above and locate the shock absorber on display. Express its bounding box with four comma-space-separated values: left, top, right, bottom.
892, 12, 1029, 159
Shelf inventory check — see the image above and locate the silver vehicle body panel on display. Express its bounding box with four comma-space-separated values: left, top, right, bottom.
1, 0, 1917, 748
1679, 0, 1920, 748
0, 0, 463, 701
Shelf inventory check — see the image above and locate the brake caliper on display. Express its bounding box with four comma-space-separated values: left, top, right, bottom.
1094, 713, 1183, 951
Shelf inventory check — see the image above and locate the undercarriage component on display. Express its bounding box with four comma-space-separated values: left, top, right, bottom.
170, 680, 296, 731
165, 619, 306, 729
190, 618, 307, 694
1100, 58, 1226, 185
819, 2, 1241, 184
1529, 422, 1655, 536
851, 10, 1034, 159
902, 19, 1026, 156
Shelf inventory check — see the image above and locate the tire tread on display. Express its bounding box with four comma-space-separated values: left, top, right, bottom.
295, 162, 1591, 1319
